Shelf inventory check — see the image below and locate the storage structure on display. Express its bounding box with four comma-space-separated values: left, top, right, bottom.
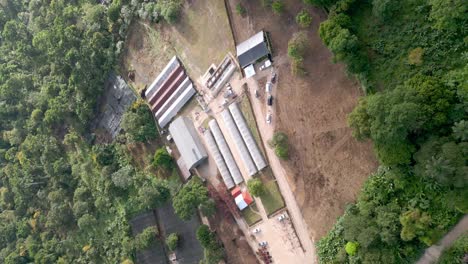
236, 31, 271, 69
169, 117, 208, 170
221, 109, 257, 176
204, 130, 235, 189
145, 56, 196, 128
229, 103, 267, 171
208, 120, 243, 185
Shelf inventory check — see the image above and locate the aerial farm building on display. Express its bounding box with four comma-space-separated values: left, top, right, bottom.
169, 117, 207, 170
236, 31, 271, 69
204, 130, 235, 189
229, 103, 267, 170
221, 109, 257, 176
208, 120, 244, 185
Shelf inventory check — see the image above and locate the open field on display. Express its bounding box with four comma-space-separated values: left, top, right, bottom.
226, 0, 378, 239
120, 0, 234, 93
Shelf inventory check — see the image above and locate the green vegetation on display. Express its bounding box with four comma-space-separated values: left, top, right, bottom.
345, 241, 359, 256
153, 147, 174, 170
172, 179, 210, 220
271, 1, 285, 14
196, 225, 224, 264
296, 9, 313, 28
437, 232, 468, 264
166, 233, 179, 251
269, 132, 290, 159
0, 0, 184, 263
287, 31, 309, 75
247, 178, 266, 197
199, 198, 217, 218
317, 0, 467, 262
241, 205, 263, 226
134, 226, 158, 251
121, 100, 158, 142
236, 3, 247, 16
260, 181, 285, 215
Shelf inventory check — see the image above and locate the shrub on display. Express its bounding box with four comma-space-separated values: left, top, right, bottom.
372, 0, 397, 21
153, 147, 174, 170
271, 1, 285, 14
121, 100, 158, 142
166, 233, 179, 251
269, 132, 289, 159
235, 3, 246, 16
345, 241, 358, 255
287, 31, 308, 75
408, 47, 424, 66
156, 0, 182, 24
296, 9, 313, 28
247, 178, 266, 197
199, 198, 216, 217
134, 226, 158, 251
196, 225, 217, 250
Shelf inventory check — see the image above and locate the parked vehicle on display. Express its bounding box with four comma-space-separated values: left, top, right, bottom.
259, 59, 272, 71
259, 241, 268, 247
255, 89, 259, 98
271, 72, 277, 83
265, 82, 272, 93
267, 95, 273, 106
266, 113, 272, 124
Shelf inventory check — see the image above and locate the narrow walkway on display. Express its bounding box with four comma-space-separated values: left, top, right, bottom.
416, 214, 468, 264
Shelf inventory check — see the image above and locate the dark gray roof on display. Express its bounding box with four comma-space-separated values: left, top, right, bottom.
237, 42, 270, 68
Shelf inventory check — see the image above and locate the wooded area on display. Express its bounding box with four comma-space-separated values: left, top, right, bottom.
0, 0, 183, 263
314, 0, 467, 263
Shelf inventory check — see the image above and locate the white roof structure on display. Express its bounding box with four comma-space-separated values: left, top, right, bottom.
236, 31, 270, 68
208, 120, 244, 185
145, 56, 179, 98
244, 64, 256, 78
235, 195, 248, 211
158, 85, 196, 128
221, 110, 257, 176
229, 103, 267, 170
155, 77, 191, 119
169, 117, 208, 170
204, 130, 235, 189
236, 31, 265, 56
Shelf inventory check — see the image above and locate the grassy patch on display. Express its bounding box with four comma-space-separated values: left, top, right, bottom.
167, 168, 183, 196
242, 204, 263, 226
260, 180, 285, 216
240, 94, 266, 157
165, 0, 235, 77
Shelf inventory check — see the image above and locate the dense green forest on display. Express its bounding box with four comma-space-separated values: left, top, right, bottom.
0, 0, 184, 263
314, 0, 467, 263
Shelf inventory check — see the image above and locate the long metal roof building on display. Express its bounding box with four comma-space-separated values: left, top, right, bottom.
169, 116, 208, 170
158, 84, 196, 128
229, 103, 267, 171
203, 130, 235, 189
221, 110, 257, 176
208, 120, 243, 185
236, 31, 270, 68
155, 77, 191, 119
145, 56, 179, 98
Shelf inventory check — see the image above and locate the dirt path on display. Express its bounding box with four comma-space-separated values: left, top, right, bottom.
226, 0, 378, 240
246, 77, 318, 263
416, 215, 468, 264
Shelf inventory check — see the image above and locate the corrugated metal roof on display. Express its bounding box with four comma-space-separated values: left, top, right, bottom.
209, 120, 244, 185
221, 109, 257, 176
155, 77, 191, 119
145, 56, 179, 98
237, 43, 270, 68
169, 117, 207, 170
204, 130, 235, 189
236, 31, 265, 56
158, 85, 196, 128
229, 103, 267, 170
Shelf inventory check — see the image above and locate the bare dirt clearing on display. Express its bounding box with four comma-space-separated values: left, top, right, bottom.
227, 0, 378, 239
121, 0, 234, 94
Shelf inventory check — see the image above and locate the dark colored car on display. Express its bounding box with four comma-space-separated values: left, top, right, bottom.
271, 72, 277, 83
267, 95, 273, 106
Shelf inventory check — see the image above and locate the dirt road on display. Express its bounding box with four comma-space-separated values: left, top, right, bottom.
246, 77, 317, 263
416, 215, 468, 264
